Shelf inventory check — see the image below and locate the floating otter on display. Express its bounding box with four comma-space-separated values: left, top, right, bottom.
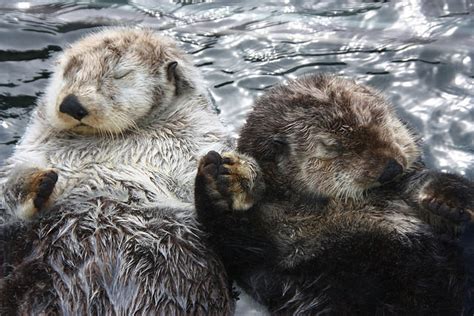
0, 28, 233, 315
195, 74, 474, 315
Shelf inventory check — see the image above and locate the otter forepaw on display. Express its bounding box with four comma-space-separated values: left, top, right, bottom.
219, 152, 264, 211
419, 173, 473, 223
197, 151, 263, 212
198, 150, 223, 180
31, 170, 58, 211
7, 169, 58, 220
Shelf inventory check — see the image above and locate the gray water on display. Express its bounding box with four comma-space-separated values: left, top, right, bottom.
0, 0, 473, 314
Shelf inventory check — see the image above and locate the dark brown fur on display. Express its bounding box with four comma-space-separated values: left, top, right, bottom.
195, 74, 474, 315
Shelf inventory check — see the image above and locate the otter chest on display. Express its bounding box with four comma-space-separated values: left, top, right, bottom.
45, 131, 217, 204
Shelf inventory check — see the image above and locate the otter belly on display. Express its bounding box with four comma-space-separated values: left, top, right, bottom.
2, 200, 233, 315
53, 163, 196, 208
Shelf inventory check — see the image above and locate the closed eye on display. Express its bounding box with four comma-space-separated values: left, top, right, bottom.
113, 69, 133, 80
321, 140, 342, 152
325, 144, 343, 152
315, 139, 343, 160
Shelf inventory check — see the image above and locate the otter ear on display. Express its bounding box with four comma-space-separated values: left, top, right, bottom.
166, 61, 193, 96
166, 61, 178, 82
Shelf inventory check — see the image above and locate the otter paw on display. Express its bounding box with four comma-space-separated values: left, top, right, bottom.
198, 151, 263, 211
17, 170, 58, 220
419, 174, 473, 223
31, 170, 58, 210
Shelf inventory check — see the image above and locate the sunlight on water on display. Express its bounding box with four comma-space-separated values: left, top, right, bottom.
17, 2, 31, 9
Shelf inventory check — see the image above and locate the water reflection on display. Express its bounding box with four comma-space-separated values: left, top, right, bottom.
0, 3, 471, 181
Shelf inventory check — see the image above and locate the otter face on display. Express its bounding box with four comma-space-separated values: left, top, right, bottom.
241, 75, 420, 201
290, 117, 419, 201
43, 28, 195, 134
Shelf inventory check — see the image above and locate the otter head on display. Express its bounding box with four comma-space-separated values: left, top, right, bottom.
43, 28, 198, 134
238, 74, 420, 201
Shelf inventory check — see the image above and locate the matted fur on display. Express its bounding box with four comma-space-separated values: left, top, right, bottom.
0, 28, 233, 315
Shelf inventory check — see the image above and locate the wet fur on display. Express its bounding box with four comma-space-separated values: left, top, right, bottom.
0, 28, 233, 315
195, 74, 474, 315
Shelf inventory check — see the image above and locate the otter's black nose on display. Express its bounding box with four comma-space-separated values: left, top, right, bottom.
59, 94, 88, 121
378, 159, 403, 184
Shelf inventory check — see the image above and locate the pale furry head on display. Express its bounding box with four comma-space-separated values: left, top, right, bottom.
238, 74, 420, 201
42, 28, 200, 135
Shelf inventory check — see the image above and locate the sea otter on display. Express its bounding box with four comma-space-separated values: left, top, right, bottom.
0, 28, 234, 315
195, 74, 474, 315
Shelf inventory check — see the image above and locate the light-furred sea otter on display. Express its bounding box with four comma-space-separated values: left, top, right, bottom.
195, 74, 474, 315
0, 28, 234, 315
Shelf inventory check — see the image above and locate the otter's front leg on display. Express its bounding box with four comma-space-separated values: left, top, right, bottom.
195, 151, 269, 272
419, 172, 473, 222
402, 170, 473, 230
3, 167, 58, 220
195, 150, 265, 216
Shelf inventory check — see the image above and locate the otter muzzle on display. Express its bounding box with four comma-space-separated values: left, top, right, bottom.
378, 159, 403, 184
59, 94, 88, 121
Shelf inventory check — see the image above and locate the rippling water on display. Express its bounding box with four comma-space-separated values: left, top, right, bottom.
0, 0, 473, 314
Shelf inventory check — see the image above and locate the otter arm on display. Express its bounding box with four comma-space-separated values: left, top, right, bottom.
1, 164, 58, 221
194, 151, 276, 277
194, 151, 342, 274
0, 115, 61, 220
397, 168, 474, 233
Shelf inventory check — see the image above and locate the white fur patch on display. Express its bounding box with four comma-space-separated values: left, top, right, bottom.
232, 195, 254, 212
15, 199, 36, 220
384, 212, 424, 235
